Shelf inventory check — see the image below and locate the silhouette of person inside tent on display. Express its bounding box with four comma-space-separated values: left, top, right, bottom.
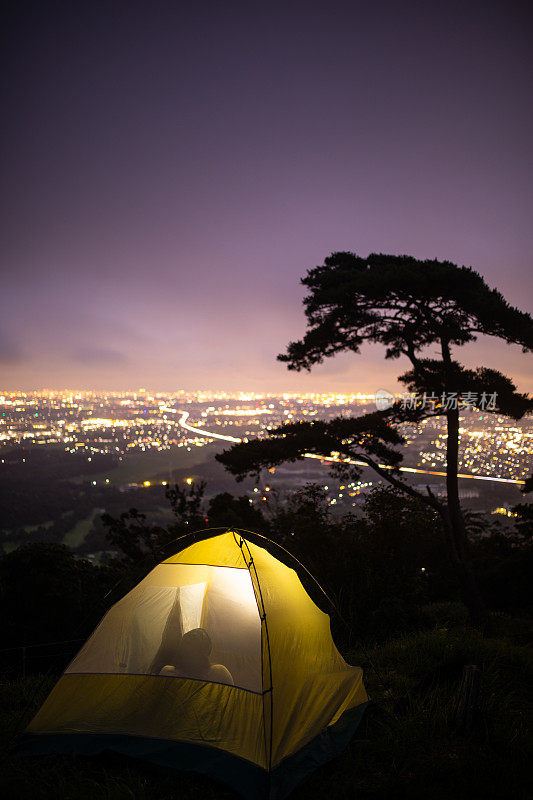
159, 627, 234, 685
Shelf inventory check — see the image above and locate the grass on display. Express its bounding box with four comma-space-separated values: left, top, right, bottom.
63, 508, 102, 548
0, 622, 531, 799
337, 625, 532, 799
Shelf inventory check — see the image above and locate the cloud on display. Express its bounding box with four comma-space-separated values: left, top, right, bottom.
72, 345, 129, 365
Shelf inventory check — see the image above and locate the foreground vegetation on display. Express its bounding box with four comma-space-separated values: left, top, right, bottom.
0, 622, 530, 799
0, 480, 531, 797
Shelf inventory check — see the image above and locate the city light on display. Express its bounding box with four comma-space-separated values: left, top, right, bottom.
0, 391, 530, 492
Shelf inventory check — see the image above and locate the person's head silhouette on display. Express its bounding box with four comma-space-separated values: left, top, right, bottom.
159, 626, 233, 685
178, 628, 212, 673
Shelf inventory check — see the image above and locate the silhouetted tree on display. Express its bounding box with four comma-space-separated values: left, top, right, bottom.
206, 492, 266, 530
0, 543, 114, 649
217, 253, 533, 627
165, 479, 206, 522
102, 481, 208, 567
513, 497, 533, 540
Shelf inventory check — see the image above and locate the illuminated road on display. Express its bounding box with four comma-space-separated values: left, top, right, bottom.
164, 408, 526, 487
176, 410, 241, 443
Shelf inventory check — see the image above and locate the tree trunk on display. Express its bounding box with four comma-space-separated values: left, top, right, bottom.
445, 406, 488, 629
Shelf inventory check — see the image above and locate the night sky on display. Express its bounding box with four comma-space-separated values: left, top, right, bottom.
2, 1, 532, 393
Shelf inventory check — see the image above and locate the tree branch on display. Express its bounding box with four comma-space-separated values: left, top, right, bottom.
352, 454, 443, 512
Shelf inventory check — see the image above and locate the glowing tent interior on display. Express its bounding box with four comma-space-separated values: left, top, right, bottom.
20, 531, 368, 799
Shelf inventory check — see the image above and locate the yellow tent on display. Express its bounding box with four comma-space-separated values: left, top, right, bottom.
21, 531, 368, 798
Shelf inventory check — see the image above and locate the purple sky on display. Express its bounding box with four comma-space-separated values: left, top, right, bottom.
2, 1, 532, 394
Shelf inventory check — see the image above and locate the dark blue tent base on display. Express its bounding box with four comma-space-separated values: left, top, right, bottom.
19, 701, 369, 800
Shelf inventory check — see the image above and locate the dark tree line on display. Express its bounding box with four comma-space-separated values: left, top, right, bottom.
1, 480, 531, 677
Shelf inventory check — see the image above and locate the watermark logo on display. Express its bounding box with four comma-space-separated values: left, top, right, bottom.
400, 391, 497, 411
374, 390, 498, 412
375, 389, 394, 411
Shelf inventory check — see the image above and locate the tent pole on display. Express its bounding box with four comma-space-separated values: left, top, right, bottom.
233, 532, 274, 775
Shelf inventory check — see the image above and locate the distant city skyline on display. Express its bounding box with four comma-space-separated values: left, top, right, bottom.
2, 2, 532, 393
2, 389, 530, 487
